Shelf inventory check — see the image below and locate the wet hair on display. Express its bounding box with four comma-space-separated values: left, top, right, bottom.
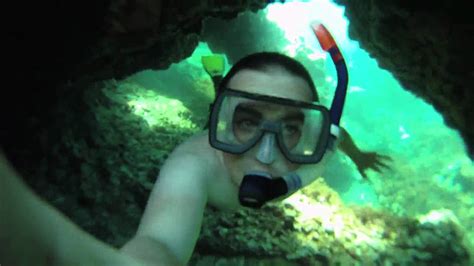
218, 52, 318, 101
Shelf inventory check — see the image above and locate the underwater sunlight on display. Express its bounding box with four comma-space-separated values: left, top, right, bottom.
121, 0, 473, 258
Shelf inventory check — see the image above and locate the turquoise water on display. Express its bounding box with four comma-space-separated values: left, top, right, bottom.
125, 0, 473, 247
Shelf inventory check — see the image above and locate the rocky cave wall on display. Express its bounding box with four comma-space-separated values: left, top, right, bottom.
3, 0, 271, 245
2, 0, 473, 252
3, 0, 269, 177
4, 0, 472, 167
334, 0, 473, 158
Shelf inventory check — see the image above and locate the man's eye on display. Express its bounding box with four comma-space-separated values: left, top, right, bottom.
237, 119, 258, 128
283, 125, 300, 135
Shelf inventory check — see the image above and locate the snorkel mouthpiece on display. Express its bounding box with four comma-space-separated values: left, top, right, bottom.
239, 171, 288, 208
239, 171, 303, 208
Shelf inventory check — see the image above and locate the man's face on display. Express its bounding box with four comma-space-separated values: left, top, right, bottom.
221, 67, 314, 188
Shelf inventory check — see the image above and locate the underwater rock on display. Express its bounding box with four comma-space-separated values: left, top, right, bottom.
3, 0, 270, 184
202, 10, 287, 65
191, 179, 472, 265
9, 80, 200, 246
334, 0, 474, 157
3, 1, 474, 264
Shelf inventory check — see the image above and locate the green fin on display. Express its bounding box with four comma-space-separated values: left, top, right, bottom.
201, 55, 225, 77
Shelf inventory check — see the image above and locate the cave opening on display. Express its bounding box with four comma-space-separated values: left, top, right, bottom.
120, 0, 472, 220
2, 0, 472, 263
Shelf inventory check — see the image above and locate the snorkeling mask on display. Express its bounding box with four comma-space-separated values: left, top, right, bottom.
208, 23, 348, 208
209, 88, 332, 163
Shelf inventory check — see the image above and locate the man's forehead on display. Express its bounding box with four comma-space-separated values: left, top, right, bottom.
238, 101, 299, 111
227, 69, 313, 103
236, 101, 304, 119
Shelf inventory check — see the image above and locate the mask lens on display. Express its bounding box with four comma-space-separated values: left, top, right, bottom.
213, 92, 328, 162
215, 96, 259, 146
284, 110, 324, 157
232, 104, 261, 144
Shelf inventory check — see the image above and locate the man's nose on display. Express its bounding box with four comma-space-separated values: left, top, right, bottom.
256, 133, 276, 164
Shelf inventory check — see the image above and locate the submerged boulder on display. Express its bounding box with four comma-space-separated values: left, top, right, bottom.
192, 179, 472, 265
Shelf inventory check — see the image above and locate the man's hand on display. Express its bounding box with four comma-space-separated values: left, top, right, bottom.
354, 151, 392, 180
338, 127, 393, 180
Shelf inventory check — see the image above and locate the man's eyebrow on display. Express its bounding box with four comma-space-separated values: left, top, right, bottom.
235, 105, 262, 118
282, 112, 304, 122
237, 103, 304, 122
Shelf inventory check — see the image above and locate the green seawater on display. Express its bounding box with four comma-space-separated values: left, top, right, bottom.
124, 0, 473, 251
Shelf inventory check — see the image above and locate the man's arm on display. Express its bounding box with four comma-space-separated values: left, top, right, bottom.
0, 152, 144, 266
120, 149, 209, 266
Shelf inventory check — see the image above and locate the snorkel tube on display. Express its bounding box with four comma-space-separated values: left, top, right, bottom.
311, 22, 348, 129
239, 23, 349, 208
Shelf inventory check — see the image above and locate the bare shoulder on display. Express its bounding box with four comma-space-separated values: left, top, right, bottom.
172, 131, 213, 156
157, 130, 221, 191
169, 130, 241, 211
168, 131, 219, 175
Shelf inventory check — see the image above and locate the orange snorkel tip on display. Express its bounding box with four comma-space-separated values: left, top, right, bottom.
311, 22, 336, 51
311, 21, 342, 62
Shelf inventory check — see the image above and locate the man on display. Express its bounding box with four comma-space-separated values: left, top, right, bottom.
121, 24, 390, 265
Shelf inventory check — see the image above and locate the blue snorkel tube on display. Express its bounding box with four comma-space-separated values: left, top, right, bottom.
239, 22, 349, 208
311, 22, 349, 127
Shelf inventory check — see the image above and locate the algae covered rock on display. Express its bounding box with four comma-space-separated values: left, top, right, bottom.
22, 80, 200, 246
191, 179, 472, 265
